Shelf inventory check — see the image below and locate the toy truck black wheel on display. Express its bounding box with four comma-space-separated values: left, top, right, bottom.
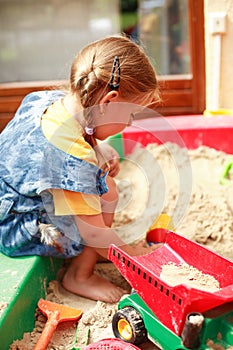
112, 306, 147, 345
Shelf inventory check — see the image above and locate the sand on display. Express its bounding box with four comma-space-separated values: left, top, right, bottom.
10, 143, 233, 349
160, 262, 220, 292
0, 302, 8, 315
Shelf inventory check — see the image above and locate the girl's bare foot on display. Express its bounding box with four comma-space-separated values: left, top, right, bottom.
62, 271, 127, 303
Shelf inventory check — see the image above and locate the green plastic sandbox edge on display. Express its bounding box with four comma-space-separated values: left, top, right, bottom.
0, 254, 63, 350
106, 133, 124, 161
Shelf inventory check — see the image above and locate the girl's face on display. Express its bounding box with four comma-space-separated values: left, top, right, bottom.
93, 92, 155, 140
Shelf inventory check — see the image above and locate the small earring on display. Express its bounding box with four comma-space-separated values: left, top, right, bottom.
85, 126, 95, 135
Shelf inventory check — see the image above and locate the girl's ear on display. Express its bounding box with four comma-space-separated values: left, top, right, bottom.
99, 90, 119, 114
100, 90, 119, 105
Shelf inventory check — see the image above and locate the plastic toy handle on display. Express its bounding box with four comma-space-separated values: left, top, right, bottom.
147, 213, 175, 232
220, 161, 233, 185
33, 311, 60, 350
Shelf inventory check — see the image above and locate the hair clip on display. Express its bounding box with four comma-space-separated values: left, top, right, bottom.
109, 56, 120, 91
85, 126, 95, 135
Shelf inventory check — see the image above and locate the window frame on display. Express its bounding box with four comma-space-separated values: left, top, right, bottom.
0, 0, 205, 133
157, 0, 206, 116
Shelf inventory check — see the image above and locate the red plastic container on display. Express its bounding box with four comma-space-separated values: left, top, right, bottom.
83, 338, 140, 350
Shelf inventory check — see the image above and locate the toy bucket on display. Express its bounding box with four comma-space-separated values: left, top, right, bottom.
83, 338, 140, 350
146, 228, 168, 245
146, 213, 175, 245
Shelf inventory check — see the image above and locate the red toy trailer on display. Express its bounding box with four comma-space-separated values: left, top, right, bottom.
108, 230, 233, 337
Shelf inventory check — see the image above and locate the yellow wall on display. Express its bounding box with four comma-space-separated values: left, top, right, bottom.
205, 0, 233, 110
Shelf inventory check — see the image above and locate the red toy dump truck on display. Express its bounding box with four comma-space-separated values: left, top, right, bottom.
108, 230, 233, 349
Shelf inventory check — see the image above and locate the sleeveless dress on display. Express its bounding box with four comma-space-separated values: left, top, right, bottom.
0, 91, 108, 258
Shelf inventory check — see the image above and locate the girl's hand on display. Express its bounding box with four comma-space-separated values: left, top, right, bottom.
96, 142, 120, 177
108, 154, 120, 177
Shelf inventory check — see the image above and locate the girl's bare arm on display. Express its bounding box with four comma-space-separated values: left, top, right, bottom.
75, 213, 157, 259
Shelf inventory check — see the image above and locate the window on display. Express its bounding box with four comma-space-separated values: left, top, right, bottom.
158, 0, 206, 115
139, 0, 190, 75
0, 0, 205, 133
0, 0, 119, 82
121, 0, 206, 115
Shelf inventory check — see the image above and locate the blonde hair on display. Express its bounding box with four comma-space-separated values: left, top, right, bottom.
69, 35, 160, 146
70, 34, 159, 104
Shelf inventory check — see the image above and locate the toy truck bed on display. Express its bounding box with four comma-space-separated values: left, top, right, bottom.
108, 230, 233, 336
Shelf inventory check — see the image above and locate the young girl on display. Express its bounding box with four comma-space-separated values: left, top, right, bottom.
0, 35, 160, 303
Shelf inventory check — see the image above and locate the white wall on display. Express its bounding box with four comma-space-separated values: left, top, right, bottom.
205, 0, 233, 110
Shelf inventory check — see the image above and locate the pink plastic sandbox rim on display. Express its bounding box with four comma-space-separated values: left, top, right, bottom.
122, 115, 233, 155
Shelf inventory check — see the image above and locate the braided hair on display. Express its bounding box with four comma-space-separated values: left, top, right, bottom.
69, 34, 159, 148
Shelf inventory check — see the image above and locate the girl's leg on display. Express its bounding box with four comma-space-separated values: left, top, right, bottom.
62, 176, 127, 302
62, 245, 126, 302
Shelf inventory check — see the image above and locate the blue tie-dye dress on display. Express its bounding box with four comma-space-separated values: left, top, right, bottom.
0, 91, 108, 258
